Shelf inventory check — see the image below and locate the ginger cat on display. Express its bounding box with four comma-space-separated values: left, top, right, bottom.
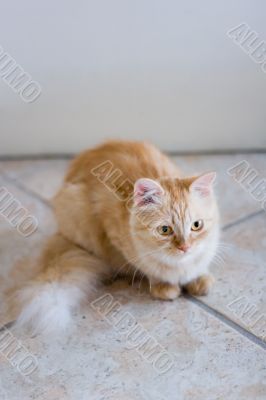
11, 140, 219, 334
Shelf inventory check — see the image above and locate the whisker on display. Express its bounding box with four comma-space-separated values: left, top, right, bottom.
131, 268, 139, 287
216, 241, 236, 251
112, 246, 167, 281
138, 272, 146, 291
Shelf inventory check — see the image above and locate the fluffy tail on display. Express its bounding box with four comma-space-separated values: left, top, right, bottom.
9, 234, 109, 335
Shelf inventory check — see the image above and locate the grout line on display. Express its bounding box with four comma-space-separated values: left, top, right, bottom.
0, 149, 266, 161
0, 320, 15, 332
1, 171, 52, 209
222, 209, 265, 231
186, 295, 266, 351
167, 148, 266, 156
0, 154, 74, 161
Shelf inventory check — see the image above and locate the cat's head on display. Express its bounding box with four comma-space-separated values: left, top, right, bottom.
130, 173, 219, 264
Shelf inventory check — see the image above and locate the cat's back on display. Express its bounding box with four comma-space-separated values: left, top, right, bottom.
54, 140, 178, 253
65, 140, 177, 184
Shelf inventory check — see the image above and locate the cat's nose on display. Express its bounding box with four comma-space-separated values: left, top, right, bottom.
177, 244, 190, 253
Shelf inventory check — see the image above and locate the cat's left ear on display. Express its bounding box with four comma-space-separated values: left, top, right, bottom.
134, 178, 164, 207
190, 172, 216, 198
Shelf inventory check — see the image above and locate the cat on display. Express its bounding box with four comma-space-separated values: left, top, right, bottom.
9, 140, 219, 334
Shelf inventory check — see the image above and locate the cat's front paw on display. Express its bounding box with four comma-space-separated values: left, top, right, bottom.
183, 274, 214, 296
151, 282, 180, 300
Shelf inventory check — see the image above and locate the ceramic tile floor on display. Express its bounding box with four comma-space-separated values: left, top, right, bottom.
0, 154, 265, 400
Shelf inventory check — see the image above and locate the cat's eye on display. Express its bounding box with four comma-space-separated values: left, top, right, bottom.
191, 220, 204, 231
158, 225, 173, 236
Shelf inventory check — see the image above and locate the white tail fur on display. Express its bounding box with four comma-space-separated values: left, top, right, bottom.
10, 234, 109, 335
15, 282, 87, 335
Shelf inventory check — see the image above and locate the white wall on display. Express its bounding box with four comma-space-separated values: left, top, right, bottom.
0, 0, 266, 155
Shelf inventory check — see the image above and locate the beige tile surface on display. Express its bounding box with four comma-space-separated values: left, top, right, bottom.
195, 212, 266, 342
0, 160, 70, 201
0, 285, 265, 400
0, 175, 56, 323
0, 155, 265, 400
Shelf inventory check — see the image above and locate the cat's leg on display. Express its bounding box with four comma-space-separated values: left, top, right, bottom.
150, 282, 181, 300
183, 274, 214, 296
9, 233, 110, 335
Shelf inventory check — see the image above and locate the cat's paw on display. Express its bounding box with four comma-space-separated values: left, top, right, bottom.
151, 282, 180, 300
184, 274, 214, 296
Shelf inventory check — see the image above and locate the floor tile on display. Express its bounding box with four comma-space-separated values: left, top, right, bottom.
0, 176, 56, 322
0, 284, 265, 400
196, 212, 266, 342
0, 156, 265, 399
0, 160, 70, 201
173, 153, 266, 227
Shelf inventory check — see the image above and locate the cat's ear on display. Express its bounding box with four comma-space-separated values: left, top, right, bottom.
190, 172, 216, 198
134, 178, 164, 206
